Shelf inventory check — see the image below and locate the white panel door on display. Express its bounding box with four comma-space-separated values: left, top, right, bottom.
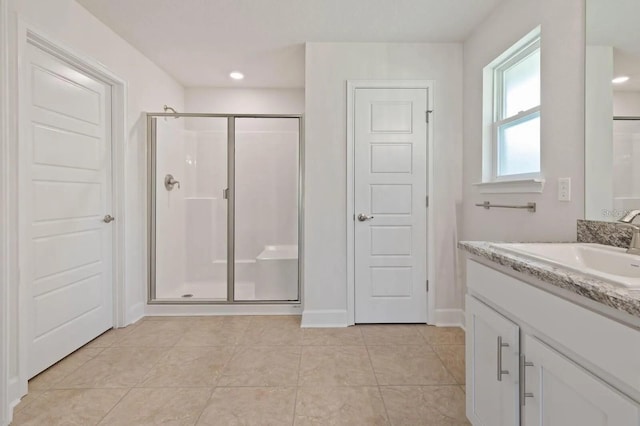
465, 295, 520, 426
21, 43, 114, 378
354, 88, 428, 323
523, 335, 640, 426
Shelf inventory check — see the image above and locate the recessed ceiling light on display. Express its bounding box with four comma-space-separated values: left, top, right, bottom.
612, 76, 630, 84
229, 71, 244, 80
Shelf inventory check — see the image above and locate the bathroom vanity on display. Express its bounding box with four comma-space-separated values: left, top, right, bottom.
459, 240, 640, 425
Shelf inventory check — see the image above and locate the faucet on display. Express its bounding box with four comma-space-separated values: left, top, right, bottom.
618, 210, 640, 255
164, 174, 181, 191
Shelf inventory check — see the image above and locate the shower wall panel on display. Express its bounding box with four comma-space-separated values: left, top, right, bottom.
154, 119, 187, 297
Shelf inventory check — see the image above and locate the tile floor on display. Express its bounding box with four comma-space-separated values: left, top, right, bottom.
12, 316, 469, 425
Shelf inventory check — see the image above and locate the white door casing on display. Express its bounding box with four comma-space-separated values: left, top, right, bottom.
353, 87, 428, 323
0, 0, 9, 423
20, 41, 114, 378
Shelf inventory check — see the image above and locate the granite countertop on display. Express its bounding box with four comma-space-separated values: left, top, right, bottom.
458, 241, 640, 319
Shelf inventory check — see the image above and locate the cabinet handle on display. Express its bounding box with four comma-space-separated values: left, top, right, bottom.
497, 336, 510, 381
519, 354, 534, 406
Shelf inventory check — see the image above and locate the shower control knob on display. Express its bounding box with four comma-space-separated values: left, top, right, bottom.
103, 215, 115, 223
357, 213, 374, 222
164, 174, 181, 191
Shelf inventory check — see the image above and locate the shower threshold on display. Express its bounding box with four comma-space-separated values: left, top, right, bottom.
158, 280, 256, 300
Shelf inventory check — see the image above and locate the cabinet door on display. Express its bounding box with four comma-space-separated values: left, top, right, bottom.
466, 295, 520, 425
523, 335, 640, 426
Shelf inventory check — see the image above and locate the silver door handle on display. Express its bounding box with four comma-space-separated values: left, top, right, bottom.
497, 336, 509, 381
520, 354, 534, 406
357, 213, 374, 222
103, 215, 115, 223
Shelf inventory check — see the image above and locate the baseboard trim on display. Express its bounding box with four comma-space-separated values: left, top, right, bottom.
126, 302, 145, 326
434, 309, 465, 328
301, 309, 348, 328
6, 375, 22, 426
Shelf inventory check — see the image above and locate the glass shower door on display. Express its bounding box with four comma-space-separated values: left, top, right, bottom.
151, 116, 228, 301
149, 113, 301, 303
613, 119, 640, 213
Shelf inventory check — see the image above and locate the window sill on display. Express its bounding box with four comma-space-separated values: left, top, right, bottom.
473, 178, 545, 194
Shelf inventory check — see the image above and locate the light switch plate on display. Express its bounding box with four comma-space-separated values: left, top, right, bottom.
558, 178, 571, 201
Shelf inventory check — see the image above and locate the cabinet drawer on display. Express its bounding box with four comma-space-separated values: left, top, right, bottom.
467, 259, 640, 399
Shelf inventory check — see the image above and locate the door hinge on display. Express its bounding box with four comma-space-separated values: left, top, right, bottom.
426, 196, 429, 207
426, 110, 433, 123
426, 280, 429, 292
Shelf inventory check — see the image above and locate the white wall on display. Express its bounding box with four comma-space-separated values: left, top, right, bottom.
585, 46, 614, 220
0, 0, 10, 423
462, 0, 585, 244
614, 91, 640, 116
3, 0, 184, 420
186, 87, 304, 115
304, 42, 464, 326
235, 120, 299, 261
154, 119, 187, 297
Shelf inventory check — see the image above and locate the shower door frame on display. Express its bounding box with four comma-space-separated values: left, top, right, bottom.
146, 113, 304, 304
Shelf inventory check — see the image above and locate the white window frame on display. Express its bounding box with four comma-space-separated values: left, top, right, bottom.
492, 38, 541, 181
475, 26, 544, 194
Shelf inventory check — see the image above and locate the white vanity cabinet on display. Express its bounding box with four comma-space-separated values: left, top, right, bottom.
465, 259, 640, 426
466, 295, 520, 425
523, 334, 639, 425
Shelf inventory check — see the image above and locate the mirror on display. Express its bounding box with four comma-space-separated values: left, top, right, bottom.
585, 0, 640, 222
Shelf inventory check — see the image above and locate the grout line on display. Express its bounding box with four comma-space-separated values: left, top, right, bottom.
291, 344, 303, 426
377, 383, 462, 388
131, 345, 174, 389
213, 342, 241, 388
431, 344, 465, 386
363, 339, 392, 425
34, 346, 107, 392
192, 387, 216, 425
95, 387, 133, 424
12, 390, 44, 415
193, 343, 239, 425
290, 318, 305, 426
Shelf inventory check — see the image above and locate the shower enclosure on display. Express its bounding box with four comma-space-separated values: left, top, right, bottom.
612, 116, 640, 213
147, 112, 303, 303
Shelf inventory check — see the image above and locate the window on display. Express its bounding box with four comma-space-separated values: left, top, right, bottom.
480, 28, 542, 190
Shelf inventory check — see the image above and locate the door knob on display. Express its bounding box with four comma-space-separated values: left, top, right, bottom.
357, 213, 374, 222
103, 215, 115, 223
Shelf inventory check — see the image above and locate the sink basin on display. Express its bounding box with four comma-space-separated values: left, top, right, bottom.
492, 243, 640, 289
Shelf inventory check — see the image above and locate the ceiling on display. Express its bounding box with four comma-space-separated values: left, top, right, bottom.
587, 0, 640, 91
77, 0, 503, 88
614, 49, 640, 92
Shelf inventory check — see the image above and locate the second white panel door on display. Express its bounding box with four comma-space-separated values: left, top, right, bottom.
354, 87, 428, 323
